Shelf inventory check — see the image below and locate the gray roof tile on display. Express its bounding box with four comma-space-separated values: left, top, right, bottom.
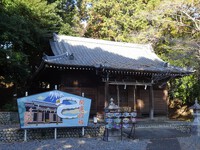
43, 34, 192, 74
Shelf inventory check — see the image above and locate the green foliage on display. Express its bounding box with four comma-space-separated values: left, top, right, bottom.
169, 75, 199, 104
53, 0, 79, 35
83, 0, 165, 43
84, 0, 137, 41
2, 103, 17, 112
0, 49, 29, 85
81, 0, 200, 104
150, 0, 200, 104
0, 0, 64, 92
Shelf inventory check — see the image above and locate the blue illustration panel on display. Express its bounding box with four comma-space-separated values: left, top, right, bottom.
17, 90, 91, 129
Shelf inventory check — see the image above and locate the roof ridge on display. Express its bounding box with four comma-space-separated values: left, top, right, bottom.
53, 33, 151, 49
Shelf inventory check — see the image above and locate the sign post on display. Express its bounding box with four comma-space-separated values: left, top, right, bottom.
24, 129, 27, 142
94, 116, 97, 137
24, 91, 28, 142
82, 127, 85, 136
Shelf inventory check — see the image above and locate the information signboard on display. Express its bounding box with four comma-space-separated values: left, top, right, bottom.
17, 90, 91, 129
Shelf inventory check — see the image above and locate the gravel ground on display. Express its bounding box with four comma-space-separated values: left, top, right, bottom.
0, 137, 149, 150
0, 136, 200, 150
178, 135, 200, 150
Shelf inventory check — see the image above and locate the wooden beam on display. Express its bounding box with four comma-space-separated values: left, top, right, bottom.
108, 81, 153, 86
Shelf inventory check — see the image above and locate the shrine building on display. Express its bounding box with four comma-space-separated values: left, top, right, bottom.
31, 33, 193, 119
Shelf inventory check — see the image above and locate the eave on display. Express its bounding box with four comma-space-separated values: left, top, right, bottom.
42, 61, 192, 78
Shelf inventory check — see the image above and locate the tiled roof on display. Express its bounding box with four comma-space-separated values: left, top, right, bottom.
43, 33, 192, 74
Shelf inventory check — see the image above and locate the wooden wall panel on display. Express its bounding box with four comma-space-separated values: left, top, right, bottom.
138, 89, 150, 114
137, 88, 168, 115
154, 90, 168, 114
97, 86, 105, 112
127, 86, 137, 111
81, 87, 98, 115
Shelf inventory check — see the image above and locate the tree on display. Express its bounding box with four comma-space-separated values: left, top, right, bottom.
83, 0, 137, 41
0, 0, 64, 95
83, 0, 164, 42
148, 0, 200, 103
49, 0, 80, 35
81, 0, 199, 103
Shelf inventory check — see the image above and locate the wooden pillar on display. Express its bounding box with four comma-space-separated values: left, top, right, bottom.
36, 109, 39, 125
104, 81, 109, 108
117, 85, 120, 107
133, 85, 136, 111
149, 85, 154, 119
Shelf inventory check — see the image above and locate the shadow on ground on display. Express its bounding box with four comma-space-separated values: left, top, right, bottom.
125, 126, 191, 150
133, 127, 190, 140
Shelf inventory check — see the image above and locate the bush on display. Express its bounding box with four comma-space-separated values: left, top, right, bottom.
2, 103, 17, 112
